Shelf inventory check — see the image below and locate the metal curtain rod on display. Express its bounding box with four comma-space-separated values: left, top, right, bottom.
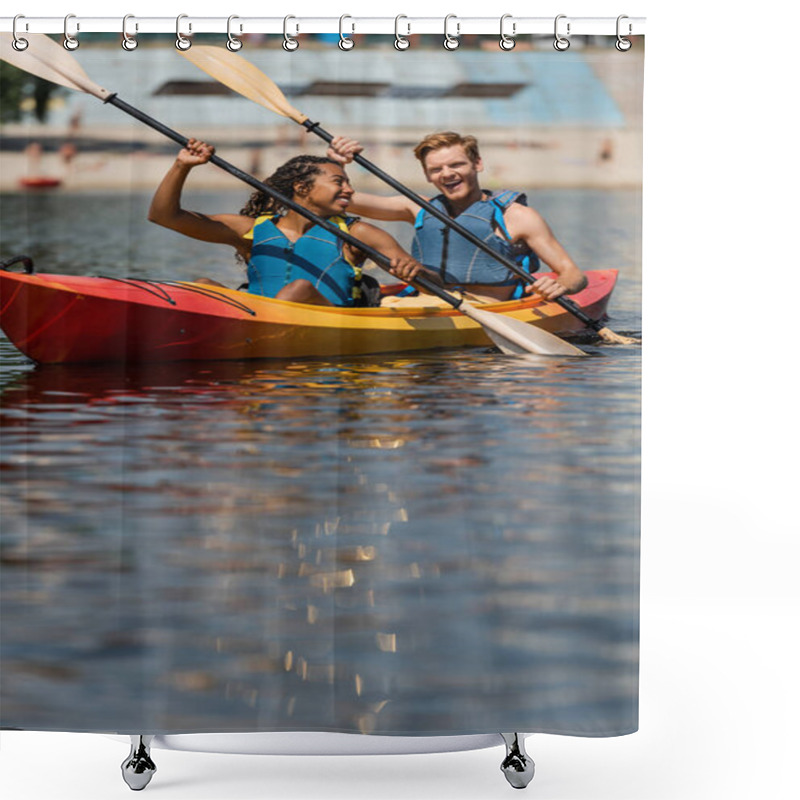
0, 16, 646, 36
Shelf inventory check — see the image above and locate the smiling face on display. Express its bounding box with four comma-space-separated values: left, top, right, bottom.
421, 145, 484, 208
295, 163, 354, 217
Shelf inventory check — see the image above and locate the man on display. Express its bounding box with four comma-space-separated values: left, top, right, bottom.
328, 131, 587, 303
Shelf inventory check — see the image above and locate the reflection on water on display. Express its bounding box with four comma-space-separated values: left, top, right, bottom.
0, 345, 639, 736
1, 188, 640, 736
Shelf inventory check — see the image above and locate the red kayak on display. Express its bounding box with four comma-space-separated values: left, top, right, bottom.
18, 176, 62, 189
0, 258, 618, 364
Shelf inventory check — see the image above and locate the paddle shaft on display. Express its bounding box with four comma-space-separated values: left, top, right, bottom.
303, 120, 606, 331
105, 95, 461, 309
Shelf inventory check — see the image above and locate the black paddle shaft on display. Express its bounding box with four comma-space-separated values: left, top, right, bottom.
104, 95, 461, 309
302, 119, 605, 331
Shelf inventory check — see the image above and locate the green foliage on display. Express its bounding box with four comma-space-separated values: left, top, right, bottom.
0, 62, 62, 123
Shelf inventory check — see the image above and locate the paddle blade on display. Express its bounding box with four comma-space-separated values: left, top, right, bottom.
461, 303, 588, 357
180, 46, 308, 124
596, 326, 640, 345
0, 33, 111, 100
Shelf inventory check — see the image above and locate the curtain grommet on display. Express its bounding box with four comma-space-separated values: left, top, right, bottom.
63, 13, 80, 51
443, 14, 460, 51
338, 15, 355, 50
615, 15, 632, 51
121, 15, 138, 51
12, 15, 29, 51
175, 14, 192, 51
394, 15, 410, 51
283, 15, 299, 51
499, 14, 516, 51
227, 15, 243, 51
553, 14, 570, 51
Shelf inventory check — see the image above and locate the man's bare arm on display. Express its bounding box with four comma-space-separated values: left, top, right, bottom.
328, 136, 423, 223
504, 203, 588, 299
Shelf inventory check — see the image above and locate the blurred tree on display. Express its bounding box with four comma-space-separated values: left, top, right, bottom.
1, 62, 61, 123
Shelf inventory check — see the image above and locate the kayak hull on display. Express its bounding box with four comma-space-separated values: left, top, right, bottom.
18, 176, 62, 189
0, 269, 618, 364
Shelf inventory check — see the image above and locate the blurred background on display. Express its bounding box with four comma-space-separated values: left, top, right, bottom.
0, 35, 643, 192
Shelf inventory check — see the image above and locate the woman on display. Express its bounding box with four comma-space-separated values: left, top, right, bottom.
148, 139, 429, 307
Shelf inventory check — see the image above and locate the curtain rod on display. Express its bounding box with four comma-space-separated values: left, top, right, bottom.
1, 16, 646, 37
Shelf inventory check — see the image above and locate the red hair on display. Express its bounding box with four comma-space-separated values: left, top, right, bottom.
413, 132, 480, 166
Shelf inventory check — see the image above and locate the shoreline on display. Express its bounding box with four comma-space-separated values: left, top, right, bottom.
0, 129, 642, 192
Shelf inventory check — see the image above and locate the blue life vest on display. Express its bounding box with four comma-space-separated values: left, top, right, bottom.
245, 214, 362, 307
411, 190, 539, 288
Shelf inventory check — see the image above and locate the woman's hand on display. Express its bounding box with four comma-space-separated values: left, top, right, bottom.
327, 136, 363, 165
176, 138, 215, 168
388, 255, 423, 283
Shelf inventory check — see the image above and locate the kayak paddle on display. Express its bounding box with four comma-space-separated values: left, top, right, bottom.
0, 33, 586, 358
180, 45, 638, 346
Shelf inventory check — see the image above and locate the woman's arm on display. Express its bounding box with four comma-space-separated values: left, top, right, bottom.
148, 139, 253, 252
347, 221, 440, 286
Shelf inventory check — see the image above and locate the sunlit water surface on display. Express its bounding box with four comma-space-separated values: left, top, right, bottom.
1, 190, 640, 735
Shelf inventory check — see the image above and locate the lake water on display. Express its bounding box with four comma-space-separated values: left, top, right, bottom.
0, 190, 640, 736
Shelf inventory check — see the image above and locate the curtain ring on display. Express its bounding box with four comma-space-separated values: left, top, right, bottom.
499, 14, 516, 51
443, 14, 460, 51
121, 15, 138, 51
339, 15, 355, 50
394, 15, 410, 51
616, 15, 632, 51
175, 14, 192, 51
283, 15, 299, 51
227, 15, 243, 51
12, 15, 28, 51
553, 14, 570, 51
63, 14, 79, 51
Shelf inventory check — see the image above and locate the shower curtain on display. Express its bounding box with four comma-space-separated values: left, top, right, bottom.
0, 19, 642, 747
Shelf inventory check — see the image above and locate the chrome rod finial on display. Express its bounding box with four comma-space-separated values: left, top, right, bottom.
121, 735, 157, 791
500, 733, 535, 789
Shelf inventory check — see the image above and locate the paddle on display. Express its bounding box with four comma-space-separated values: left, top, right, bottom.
179, 45, 638, 346
0, 34, 586, 358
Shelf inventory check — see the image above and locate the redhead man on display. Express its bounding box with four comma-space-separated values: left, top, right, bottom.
328, 132, 587, 303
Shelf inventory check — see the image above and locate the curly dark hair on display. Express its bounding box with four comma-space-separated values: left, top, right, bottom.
240, 155, 340, 218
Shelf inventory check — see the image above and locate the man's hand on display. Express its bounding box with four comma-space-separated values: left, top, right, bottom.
525, 275, 569, 301
327, 136, 363, 165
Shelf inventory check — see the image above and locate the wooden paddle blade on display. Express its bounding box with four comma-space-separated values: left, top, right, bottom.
180, 46, 308, 124
460, 303, 588, 357
0, 33, 111, 100
597, 326, 640, 345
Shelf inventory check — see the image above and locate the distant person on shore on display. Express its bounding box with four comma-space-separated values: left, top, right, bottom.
327, 132, 587, 304
598, 137, 614, 164
148, 139, 433, 307
24, 141, 43, 174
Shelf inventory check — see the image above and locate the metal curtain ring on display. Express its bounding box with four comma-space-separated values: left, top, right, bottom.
175, 14, 192, 51
339, 15, 355, 50
616, 15, 632, 51
394, 15, 410, 50
121, 15, 138, 51
283, 15, 299, 51
553, 14, 570, 51
443, 14, 460, 51
499, 14, 516, 51
12, 15, 28, 51
227, 15, 243, 51
63, 14, 79, 50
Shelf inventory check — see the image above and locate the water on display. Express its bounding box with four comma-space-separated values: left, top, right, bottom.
0, 190, 640, 736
